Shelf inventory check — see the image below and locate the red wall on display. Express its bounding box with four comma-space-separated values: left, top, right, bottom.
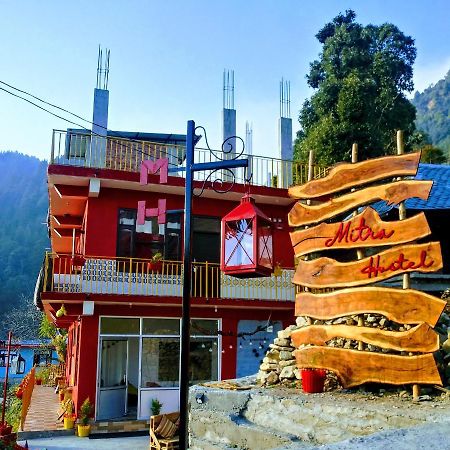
69, 303, 294, 414
84, 187, 295, 268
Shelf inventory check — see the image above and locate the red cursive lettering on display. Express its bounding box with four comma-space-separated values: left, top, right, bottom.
325, 217, 394, 248
361, 250, 435, 279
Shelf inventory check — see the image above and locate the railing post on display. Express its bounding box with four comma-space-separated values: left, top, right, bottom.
205, 261, 209, 299
128, 258, 132, 295
50, 131, 55, 164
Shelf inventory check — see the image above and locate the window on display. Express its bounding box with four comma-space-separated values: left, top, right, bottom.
101, 317, 140, 335
117, 209, 182, 260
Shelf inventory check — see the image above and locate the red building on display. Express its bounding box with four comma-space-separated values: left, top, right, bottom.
35, 85, 320, 422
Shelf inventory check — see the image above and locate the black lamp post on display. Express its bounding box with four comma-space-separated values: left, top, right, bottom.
170, 120, 249, 450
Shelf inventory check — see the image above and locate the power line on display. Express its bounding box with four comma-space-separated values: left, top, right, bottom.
0, 81, 181, 164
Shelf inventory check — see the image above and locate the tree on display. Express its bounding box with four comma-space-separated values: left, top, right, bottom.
294, 10, 417, 164
419, 145, 447, 164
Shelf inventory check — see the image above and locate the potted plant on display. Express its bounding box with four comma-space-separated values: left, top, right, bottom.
151, 398, 163, 416
77, 397, 93, 437
0, 422, 12, 436
147, 252, 163, 272
15, 387, 23, 400
35, 377, 42, 386
62, 399, 76, 430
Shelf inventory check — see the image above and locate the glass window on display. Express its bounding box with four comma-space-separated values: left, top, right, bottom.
189, 337, 219, 384
100, 339, 127, 387
258, 224, 273, 269
224, 219, 254, 267
141, 338, 180, 388
142, 318, 180, 335
193, 217, 221, 233
191, 319, 218, 336
100, 317, 140, 335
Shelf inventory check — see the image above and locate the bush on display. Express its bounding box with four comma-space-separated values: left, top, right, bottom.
5, 384, 22, 431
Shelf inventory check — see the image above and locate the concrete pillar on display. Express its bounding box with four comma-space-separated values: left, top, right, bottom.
278, 117, 293, 188
91, 88, 109, 168
222, 108, 236, 181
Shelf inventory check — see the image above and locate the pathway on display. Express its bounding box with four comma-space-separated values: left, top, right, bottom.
22, 386, 64, 432
18, 435, 149, 449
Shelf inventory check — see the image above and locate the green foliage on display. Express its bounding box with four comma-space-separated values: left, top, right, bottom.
35, 365, 52, 385
39, 315, 67, 362
419, 145, 447, 164
5, 384, 22, 432
412, 70, 450, 159
0, 152, 48, 329
78, 398, 93, 425
295, 10, 417, 165
151, 398, 163, 416
39, 315, 58, 339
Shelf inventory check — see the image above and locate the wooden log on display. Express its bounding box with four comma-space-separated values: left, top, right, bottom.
288, 180, 432, 227
294, 347, 442, 387
291, 323, 439, 353
290, 207, 431, 256
293, 242, 442, 288
295, 287, 447, 327
288, 151, 421, 199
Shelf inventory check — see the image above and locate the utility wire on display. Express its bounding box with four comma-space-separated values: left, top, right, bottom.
0, 80, 181, 163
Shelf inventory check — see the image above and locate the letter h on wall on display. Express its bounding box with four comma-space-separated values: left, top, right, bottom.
137, 158, 168, 225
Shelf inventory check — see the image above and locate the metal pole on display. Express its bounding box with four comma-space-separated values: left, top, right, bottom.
1, 331, 12, 425
179, 120, 195, 450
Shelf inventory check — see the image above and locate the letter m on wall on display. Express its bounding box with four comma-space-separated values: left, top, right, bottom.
140, 158, 169, 185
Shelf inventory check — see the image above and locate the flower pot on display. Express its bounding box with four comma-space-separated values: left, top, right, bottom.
63, 416, 75, 430
147, 261, 163, 272
15, 391, 23, 400
35, 379, 42, 386
77, 424, 91, 437
0, 424, 12, 436
59, 392, 65, 402
301, 369, 326, 393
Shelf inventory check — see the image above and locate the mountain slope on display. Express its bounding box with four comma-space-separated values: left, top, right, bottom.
0, 151, 48, 316
412, 70, 450, 157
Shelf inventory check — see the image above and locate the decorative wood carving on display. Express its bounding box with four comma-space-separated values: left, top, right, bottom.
294, 347, 442, 387
291, 323, 438, 353
293, 242, 442, 288
295, 287, 447, 327
288, 151, 421, 199
288, 180, 432, 227
290, 207, 430, 257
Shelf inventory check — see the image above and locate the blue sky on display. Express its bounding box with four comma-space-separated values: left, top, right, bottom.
1, 0, 449, 161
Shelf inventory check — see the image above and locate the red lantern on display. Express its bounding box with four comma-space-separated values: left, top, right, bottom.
221, 194, 274, 277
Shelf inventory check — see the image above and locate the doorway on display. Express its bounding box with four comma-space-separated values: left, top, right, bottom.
97, 337, 139, 421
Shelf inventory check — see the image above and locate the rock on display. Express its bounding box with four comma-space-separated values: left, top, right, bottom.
332, 317, 347, 325
293, 367, 301, 380
279, 351, 293, 360
269, 343, 294, 351
279, 365, 295, 379
366, 315, 377, 323
442, 337, 450, 354
296, 317, 308, 328
274, 338, 290, 347
265, 371, 279, 385
278, 329, 292, 339
279, 359, 296, 368
260, 363, 279, 371
379, 318, 387, 327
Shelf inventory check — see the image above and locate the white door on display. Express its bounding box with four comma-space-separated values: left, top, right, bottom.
97, 338, 128, 420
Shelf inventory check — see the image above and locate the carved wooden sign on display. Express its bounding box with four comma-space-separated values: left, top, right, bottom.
288, 180, 432, 227
295, 288, 446, 327
290, 207, 431, 257
289, 151, 444, 388
289, 151, 421, 199
293, 242, 442, 288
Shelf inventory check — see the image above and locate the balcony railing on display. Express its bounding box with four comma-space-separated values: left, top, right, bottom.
50, 130, 328, 189
43, 253, 296, 302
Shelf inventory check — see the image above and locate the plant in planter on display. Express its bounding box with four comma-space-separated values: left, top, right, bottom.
35, 377, 42, 386
62, 399, 75, 430
15, 387, 23, 400
77, 397, 93, 437
0, 422, 13, 436
147, 252, 163, 272
151, 398, 163, 416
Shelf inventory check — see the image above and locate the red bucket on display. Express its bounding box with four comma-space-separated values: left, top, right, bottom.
301, 369, 326, 393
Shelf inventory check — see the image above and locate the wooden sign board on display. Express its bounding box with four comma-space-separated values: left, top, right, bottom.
288, 180, 432, 227
291, 323, 439, 353
295, 287, 446, 327
293, 241, 442, 288
290, 207, 431, 257
294, 347, 442, 387
289, 151, 421, 199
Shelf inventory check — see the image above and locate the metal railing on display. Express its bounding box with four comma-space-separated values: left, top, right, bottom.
50, 130, 328, 189
43, 253, 295, 302
19, 366, 35, 431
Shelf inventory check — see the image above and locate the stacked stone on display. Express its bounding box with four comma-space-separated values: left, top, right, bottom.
257, 320, 304, 386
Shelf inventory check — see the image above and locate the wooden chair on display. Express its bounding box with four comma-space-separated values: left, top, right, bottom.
149, 412, 179, 450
